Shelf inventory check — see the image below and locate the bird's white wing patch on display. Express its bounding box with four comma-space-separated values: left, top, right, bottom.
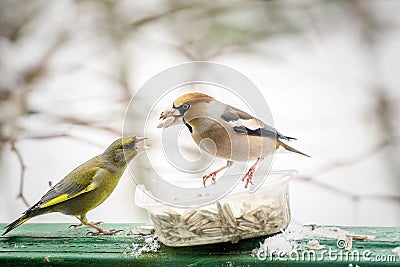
228, 117, 263, 130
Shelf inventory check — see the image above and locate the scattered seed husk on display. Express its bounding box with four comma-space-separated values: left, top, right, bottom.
307, 239, 325, 250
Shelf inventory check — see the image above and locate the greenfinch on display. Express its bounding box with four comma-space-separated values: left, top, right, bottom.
158, 92, 309, 188
3, 136, 146, 236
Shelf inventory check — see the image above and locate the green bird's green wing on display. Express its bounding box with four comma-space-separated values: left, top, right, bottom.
35, 167, 102, 209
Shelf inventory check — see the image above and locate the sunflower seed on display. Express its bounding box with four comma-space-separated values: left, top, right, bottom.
216, 202, 236, 229
242, 213, 259, 224
181, 210, 196, 222
202, 228, 224, 236
198, 210, 220, 221
187, 212, 203, 225
199, 221, 223, 230
152, 212, 171, 221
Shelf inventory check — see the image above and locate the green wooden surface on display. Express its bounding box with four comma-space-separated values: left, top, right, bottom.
0, 223, 399, 266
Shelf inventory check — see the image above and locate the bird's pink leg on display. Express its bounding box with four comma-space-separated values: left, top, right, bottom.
74, 215, 122, 235
69, 216, 103, 228
203, 160, 233, 187
242, 158, 261, 188
85, 222, 123, 236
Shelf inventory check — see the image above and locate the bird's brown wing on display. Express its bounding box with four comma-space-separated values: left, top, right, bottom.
222, 105, 296, 141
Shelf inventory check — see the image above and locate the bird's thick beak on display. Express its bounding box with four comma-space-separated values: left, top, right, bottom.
157, 107, 183, 128
135, 137, 149, 152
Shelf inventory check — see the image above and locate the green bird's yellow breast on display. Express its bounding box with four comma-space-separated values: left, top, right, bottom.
51, 170, 123, 216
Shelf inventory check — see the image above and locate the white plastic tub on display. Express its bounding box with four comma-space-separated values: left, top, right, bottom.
134, 170, 294, 247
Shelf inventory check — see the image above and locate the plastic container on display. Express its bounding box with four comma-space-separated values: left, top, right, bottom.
134, 170, 294, 247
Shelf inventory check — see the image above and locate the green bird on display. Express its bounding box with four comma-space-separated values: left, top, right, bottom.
3, 136, 146, 236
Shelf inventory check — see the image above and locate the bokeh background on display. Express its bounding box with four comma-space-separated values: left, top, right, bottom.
1, 0, 399, 226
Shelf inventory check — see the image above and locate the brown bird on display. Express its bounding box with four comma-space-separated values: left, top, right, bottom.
158, 92, 309, 188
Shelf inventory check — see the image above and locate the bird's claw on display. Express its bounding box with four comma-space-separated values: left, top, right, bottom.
242, 170, 255, 188
69, 223, 83, 228
242, 159, 260, 188
86, 229, 123, 236
202, 163, 231, 187
69, 221, 102, 229
202, 173, 217, 187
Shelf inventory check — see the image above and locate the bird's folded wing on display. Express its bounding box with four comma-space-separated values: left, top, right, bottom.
37, 167, 103, 209
232, 125, 278, 139
221, 105, 279, 139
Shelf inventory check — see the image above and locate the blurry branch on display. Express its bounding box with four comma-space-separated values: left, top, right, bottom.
60, 116, 120, 135
0, 32, 69, 138
2, 131, 105, 208
129, 2, 202, 29
9, 141, 29, 207
23, 33, 69, 85
295, 135, 400, 202
373, 89, 400, 180
284, 0, 400, 205
2, 133, 105, 148
0, 2, 70, 207
21, 133, 69, 140
350, 0, 391, 48
314, 137, 400, 176
351, 1, 400, 183
22, 134, 105, 148
294, 174, 400, 202
0, 1, 42, 42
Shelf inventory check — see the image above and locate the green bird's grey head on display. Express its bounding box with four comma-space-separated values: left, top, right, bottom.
103, 136, 147, 165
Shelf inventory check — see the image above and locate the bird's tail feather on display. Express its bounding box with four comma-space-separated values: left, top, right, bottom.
2, 214, 32, 236
277, 140, 310, 157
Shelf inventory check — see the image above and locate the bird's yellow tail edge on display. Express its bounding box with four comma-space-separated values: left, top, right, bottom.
2, 216, 31, 236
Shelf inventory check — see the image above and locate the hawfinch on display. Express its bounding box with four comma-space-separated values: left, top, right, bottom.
158, 92, 309, 188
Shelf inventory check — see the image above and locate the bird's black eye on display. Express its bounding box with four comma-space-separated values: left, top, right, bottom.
123, 141, 135, 149
177, 103, 191, 114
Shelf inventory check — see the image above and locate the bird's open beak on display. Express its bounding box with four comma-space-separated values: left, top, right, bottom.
157, 107, 183, 128
135, 137, 149, 152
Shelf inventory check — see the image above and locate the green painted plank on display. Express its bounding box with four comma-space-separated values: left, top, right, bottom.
0, 224, 399, 266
